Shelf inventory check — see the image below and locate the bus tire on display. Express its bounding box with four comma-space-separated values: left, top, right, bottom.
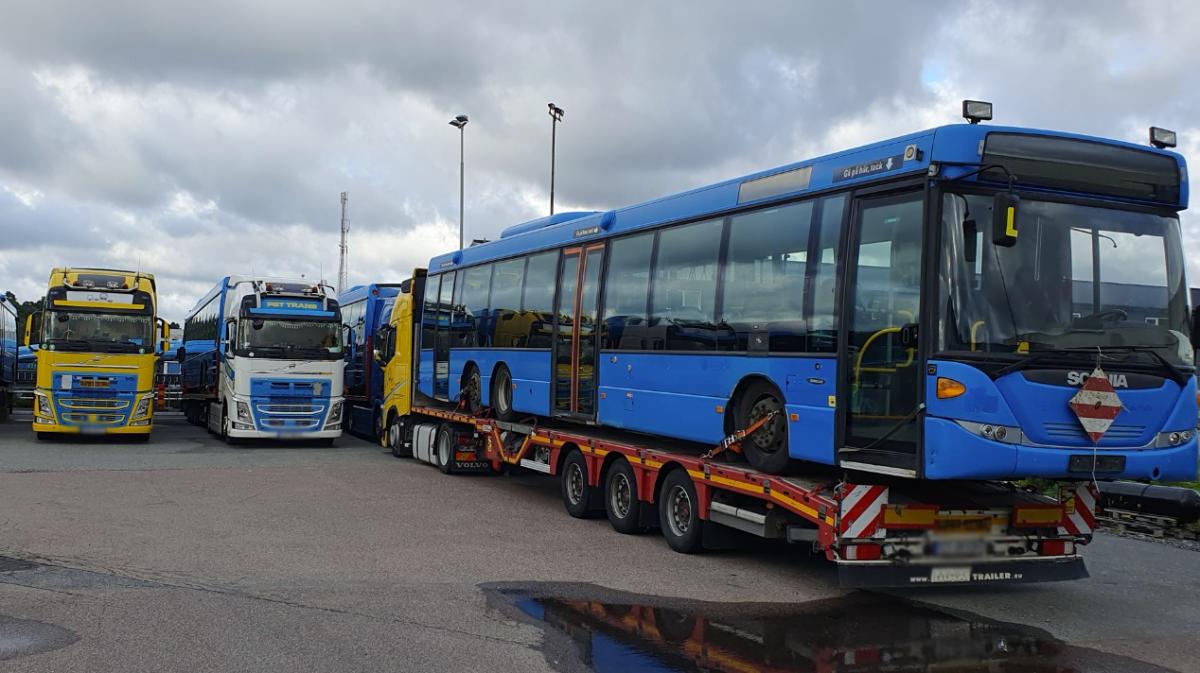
491, 365, 515, 421
435, 423, 454, 474
462, 366, 482, 415
736, 380, 793, 475
659, 470, 703, 553
560, 449, 600, 518
605, 459, 644, 534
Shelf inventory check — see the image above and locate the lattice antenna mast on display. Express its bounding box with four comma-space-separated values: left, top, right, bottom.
337, 191, 349, 294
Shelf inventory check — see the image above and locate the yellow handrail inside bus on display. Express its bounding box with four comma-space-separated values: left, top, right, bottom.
970, 320, 986, 351
853, 326, 917, 392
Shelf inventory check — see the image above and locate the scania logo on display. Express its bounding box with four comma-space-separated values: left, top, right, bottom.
1067, 370, 1128, 388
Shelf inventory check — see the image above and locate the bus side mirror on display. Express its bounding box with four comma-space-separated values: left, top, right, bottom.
992, 192, 1020, 247
963, 218, 978, 264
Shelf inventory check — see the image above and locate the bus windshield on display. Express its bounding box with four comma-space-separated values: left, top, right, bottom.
236, 317, 343, 359
44, 311, 154, 353
938, 193, 1193, 367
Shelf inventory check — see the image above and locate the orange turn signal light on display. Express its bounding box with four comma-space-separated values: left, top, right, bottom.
936, 377, 967, 399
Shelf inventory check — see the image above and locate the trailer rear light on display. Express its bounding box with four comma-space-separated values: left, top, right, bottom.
936, 377, 966, 399
1039, 540, 1073, 556
882, 505, 937, 530
1012, 505, 1063, 528
842, 543, 882, 561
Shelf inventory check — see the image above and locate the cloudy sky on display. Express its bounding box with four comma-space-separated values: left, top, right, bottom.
0, 0, 1197, 321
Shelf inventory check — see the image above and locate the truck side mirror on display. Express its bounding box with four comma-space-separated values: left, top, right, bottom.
992, 192, 1020, 247
22, 311, 42, 347
1192, 306, 1200, 350
176, 347, 186, 364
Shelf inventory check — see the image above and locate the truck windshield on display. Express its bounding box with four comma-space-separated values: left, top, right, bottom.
44, 311, 154, 353
237, 317, 343, 359
938, 193, 1193, 367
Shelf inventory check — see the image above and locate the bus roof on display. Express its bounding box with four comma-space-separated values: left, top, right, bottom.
429, 123, 1187, 273
338, 283, 404, 305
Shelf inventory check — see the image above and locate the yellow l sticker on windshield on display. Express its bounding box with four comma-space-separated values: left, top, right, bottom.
1016, 341, 1030, 354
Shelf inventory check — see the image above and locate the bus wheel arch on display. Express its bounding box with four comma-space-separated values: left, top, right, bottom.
459, 362, 482, 414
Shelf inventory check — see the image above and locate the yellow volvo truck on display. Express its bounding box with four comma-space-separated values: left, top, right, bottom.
24, 268, 169, 441
374, 272, 424, 455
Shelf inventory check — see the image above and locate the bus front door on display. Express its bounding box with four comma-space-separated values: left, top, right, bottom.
839, 191, 925, 476
553, 243, 604, 418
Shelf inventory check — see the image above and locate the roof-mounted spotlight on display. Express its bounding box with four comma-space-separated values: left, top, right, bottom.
962, 100, 993, 125
1149, 126, 1177, 149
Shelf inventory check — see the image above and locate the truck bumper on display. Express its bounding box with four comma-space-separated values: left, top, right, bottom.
837, 555, 1088, 588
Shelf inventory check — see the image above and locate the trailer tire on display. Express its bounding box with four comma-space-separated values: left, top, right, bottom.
491, 365, 515, 421
736, 380, 793, 475
659, 470, 703, 553
561, 449, 600, 518
435, 423, 454, 474
605, 459, 644, 534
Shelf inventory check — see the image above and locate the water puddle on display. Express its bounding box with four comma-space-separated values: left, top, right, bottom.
0, 615, 78, 661
487, 583, 1174, 673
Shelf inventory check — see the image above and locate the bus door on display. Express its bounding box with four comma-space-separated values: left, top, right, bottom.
839, 191, 925, 476
553, 243, 605, 418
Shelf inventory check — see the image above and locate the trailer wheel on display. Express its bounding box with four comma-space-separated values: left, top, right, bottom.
605, 459, 644, 534
435, 423, 454, 474
491, 365, 515, 421
561, 449, 599, 518
737, 381, 792, 474
659, 470, 703, 553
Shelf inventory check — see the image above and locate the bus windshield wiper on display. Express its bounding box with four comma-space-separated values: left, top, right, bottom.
991, 345, 1092, 379
1055, 345, 1188, 386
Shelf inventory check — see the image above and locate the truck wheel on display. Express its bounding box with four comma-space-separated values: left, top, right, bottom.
435, 424, 454, 474
491, 366, 515, 421
659, 470, 703, 553
386, 414, 410, 458
220, 404, 239, 446
605, 459, 644, 534
737, 381, 793, 475
35, 431, 51, 441
129, 434, 150, 444
561, 449, 600, 518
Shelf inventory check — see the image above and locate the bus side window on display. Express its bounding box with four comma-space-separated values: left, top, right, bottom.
722, 201, 813, 352
490, 258, 525, 347
601, 232, 654, 350
649, 219, 722, 350
522, 251, 559, 349
808, 194, 844, 352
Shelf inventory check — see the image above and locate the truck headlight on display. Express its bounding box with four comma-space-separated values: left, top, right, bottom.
35, 393, 53, 417
237, 401, 252, 421
327, 401, 343, 422
133, 396, 152, 418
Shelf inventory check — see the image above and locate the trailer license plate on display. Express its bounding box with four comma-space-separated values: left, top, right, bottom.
931, 538, 988, 558
930, 566, 972, 583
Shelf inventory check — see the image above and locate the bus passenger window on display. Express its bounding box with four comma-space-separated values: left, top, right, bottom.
522, 251, 559, 349
649, 219, 722, 350
459, 263, 493, 348
809, 194, 844, 352
601, 232, 653, 350
421, 274, 440, 350
722, 201, 813, 352
490, 258, 525, 348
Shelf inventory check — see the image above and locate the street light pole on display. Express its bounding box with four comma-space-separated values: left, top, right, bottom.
449, 114, 469, 249
548, 103, 564, 216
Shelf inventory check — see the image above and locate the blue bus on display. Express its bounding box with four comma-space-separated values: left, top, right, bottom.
338, 283, 402, 438
418, 105, 1197, 481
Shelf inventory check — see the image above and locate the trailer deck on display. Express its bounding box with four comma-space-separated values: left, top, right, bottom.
406, 402, 1094, 587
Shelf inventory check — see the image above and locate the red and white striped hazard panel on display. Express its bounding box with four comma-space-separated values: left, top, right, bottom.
839, 484, 887, 539
1058, 483, 1098, 536
1068, 367, 1124, 443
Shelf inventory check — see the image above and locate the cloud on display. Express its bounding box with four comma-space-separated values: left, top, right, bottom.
0, 0, 1196, 325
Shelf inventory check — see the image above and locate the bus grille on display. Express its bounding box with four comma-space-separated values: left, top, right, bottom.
1042, 422, 1146, 443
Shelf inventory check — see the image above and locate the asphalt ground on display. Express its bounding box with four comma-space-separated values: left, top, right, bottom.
0, 414, 1196, 672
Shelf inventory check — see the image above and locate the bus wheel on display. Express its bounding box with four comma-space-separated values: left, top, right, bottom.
737, 381, 792, 474
462, 367, 482, 415
659, 470, 703, 553
435, 423, 454, 474
386, 414, 410, 458
491, 366, 515, 421
561, 449, 600, 518
605, 459, 643, 534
